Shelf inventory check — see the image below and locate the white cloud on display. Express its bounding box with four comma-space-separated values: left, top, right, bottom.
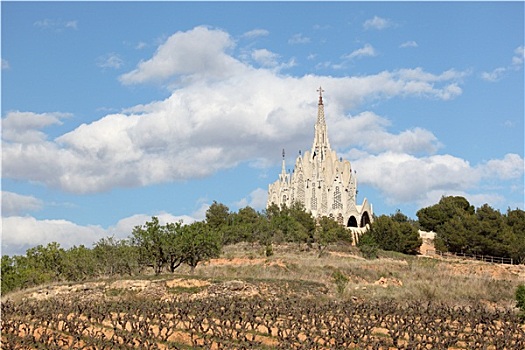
352, 152, 523, 207
400, 41, 418, 48
97, 53, 124, 69
512, 45, 524, 67
363, 16, 394, 30
2, 111, 71, 143
242, 29, 269, 38
251, 49, 280, 67
481, 67, 506, 82
2, 211, 199, 256
2, 191, 43, 216
108, 212, 196, 238
332, 111, 441, 155
135, 41, 147, 50
2, 216, 107, 255
2, 58, 10, 70
353, 152, 479, 204
119, 26, 244, 85
288, 33, 311, 44
34, 19, 78, 31
2, 27, 471, 194
481, 153, 524, 180
344, 44, 377, 60
234, 188, 268, 210
65, 20, 78, 30
481, 46, 524, 82
417, 190, 506, 212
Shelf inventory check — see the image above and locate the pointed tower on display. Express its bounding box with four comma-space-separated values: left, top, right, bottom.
278, 149, 290, 184
267, 88, 373, 237
311, 87, 331, 162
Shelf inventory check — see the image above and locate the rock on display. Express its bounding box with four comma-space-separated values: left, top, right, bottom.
223, 280, 245, 291
108, 280, 151, 291
373, 277, 403, 288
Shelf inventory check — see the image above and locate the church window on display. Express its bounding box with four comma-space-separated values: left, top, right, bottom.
332, 186, 343, 210
311, 187, 317, 210
321, 188, 328, 213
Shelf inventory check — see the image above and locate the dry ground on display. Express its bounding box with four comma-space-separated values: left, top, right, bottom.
6, 243, 524, 310
3, 243, 524, 349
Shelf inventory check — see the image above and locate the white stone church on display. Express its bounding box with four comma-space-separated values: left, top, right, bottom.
267, 88, 373, 237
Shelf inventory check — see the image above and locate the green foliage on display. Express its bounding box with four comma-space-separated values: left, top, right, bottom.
131, 217, 167, 275
265, 203, 315, 245
61, 245, 98, 282
265, 244, 274, 257
178, 221, 222, 273
368, 212, 422, 255
164, 221, 185, 272
357, 232, 379, 259
420, 196, 525, 262
5, 196, 522, 297
316, 216, 352, 257
332, 269, 349, 295
206, 201, 230, 230
417, 196, 474, 232
517, 284, 525, 321
223, 206, 268, 245
1, 255, 23, 294
93, 237, 139, 276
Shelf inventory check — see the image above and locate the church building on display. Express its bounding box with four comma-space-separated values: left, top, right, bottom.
267, 88, 373, 237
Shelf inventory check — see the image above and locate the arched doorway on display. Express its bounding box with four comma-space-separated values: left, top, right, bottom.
360, 211, 371, 227
347, 216, 358, 227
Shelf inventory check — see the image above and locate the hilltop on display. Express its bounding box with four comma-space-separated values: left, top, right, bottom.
5, 243, 524, 309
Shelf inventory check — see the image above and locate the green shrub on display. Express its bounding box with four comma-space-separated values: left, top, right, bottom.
357, 233, 378, 259
332, 270, 349, 295
516, 284, 525, 320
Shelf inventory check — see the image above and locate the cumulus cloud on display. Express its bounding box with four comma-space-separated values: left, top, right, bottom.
234, 188, 268, 210
2, 191, 43, 216
119, 26, 244, 85
107, 212, 196, 238
481, 153, 524, 180
331, 111, 441, 155
2, 211, 199, 256
2, 216, 107, 256
363, 16, 394, 30
352, 152, 523, 206
250, 49, 281, 67
2, 111, 71, 143
352, 152, 478, 204
2, 26, 472, 195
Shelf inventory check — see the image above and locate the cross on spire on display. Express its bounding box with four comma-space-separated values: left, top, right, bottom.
317, 86, 324, 105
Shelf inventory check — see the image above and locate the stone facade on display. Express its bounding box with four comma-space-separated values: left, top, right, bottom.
267, 88, 373, 236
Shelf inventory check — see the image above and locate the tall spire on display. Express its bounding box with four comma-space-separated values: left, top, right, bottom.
279, 148, 289, 184
316, 86, 325, 125
312, 86, 331, 159
281, 148, 286, 174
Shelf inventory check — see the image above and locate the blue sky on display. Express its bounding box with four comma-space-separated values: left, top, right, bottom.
2, 1, 524, 255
